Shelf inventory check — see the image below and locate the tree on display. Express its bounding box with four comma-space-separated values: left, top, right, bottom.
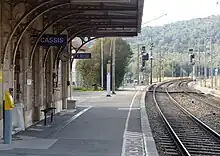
76, 38, 133, 89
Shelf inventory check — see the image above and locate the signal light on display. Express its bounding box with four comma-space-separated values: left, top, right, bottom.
190, 54, 195, 63
142, 53, 149, 61
141, 46, 146, 54
142, 60, 145, 67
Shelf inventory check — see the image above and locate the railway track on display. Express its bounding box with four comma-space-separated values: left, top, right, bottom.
147, 85, 181, 156
153, 80, 220, 156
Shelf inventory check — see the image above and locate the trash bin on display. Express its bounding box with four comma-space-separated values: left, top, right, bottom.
92, 84, 98, 90
12, 103, 25, 133
67, 100, 76, 109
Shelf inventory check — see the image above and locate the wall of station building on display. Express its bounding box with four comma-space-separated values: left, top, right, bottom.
0, 2, 71, 137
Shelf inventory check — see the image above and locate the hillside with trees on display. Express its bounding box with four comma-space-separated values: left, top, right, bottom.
126, 15, 220, 79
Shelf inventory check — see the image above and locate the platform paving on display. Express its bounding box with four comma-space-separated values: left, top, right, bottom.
0, 86, 157, 156
189, 81, 220, 98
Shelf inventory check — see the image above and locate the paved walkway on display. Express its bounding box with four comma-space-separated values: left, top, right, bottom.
0, 87, 147, 156
189, 81, 220, 98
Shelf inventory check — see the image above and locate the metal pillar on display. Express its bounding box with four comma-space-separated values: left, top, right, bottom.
193, 63, 196, 81
159, 50, 162, 82
137, 44, 140, 84
198, 42, 201, 78
106, 60, 111, 97
172, 61, 173, 77
150, 36, 153, 84
210, 39, 214, 89
180, 53, 183, 77
100, 38, 104, 89
215, 68, 218, 88
150, 58, 153, 84
112, 38, 116, 94
204, 49, 207, 87
68, 43, 72, 99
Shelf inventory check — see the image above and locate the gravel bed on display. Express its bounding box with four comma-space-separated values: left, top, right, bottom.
205, 94, 220, 107
145, 92, 180, 156
171, 92, 220, 134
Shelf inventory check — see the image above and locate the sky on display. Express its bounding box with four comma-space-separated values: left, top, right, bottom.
142, 0, 220, 27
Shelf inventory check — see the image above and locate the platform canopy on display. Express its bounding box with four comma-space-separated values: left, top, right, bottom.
1, 0, 145, 65
26, 0, 144, 37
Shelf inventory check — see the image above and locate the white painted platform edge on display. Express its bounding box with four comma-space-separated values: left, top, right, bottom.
140, 86, 159, 156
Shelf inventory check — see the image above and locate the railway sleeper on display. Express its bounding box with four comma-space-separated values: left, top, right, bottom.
186, 148, 220, 155
183, 141, 220, 146
186, 145, 220, 150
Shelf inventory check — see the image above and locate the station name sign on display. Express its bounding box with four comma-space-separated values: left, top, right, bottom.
39, 34, 67, 46
72, 53, 91, 59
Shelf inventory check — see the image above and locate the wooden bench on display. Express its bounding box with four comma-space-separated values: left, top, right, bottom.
41, 107, 56, 126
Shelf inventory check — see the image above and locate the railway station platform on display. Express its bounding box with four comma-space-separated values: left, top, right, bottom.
189, 81, 220, 98
0, 0, 144, 141
0, 87, 158, 156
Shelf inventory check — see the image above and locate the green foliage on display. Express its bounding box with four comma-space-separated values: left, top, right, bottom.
76, 38, 133, 89
72, 87, 103, 91
125, 15, 220, 77
129, 15, 220, 52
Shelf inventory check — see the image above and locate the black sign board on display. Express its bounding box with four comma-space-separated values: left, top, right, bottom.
39, 34, 67, 46
72, 53, 91, 59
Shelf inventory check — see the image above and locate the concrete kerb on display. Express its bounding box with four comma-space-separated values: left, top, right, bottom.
140, 85, 159, 156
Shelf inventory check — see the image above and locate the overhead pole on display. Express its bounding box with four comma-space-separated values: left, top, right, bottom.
112, 38, 116, 94
150, 36, 153, 84
210, 37, 214, 89
198, 40, 201, 79
204, 46, 207, 87
159, 49, 162, 82
106, 39, 113, 97
101, 38, 104, 89
137, 44, 140, 84
141, 13, 167, 84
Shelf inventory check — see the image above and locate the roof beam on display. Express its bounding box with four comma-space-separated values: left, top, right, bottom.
80, 32, 138, 37
56, 5, 136, 11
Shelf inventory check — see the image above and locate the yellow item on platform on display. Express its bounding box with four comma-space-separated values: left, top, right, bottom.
4, 90, 14, 110
0, 71, 2, 82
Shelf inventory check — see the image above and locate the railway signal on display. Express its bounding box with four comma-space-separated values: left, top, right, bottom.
189, 48, 195, 64
141, 46, 146, 54
190, 54, 195, 63
189, 48, 196, 80
142, 60, 145, 67
142, 53, 149, 61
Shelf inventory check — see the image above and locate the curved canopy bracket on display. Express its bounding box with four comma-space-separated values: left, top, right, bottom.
12, 2, 71, 65
2, 0, 55, 64
29, 13, 86, 67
